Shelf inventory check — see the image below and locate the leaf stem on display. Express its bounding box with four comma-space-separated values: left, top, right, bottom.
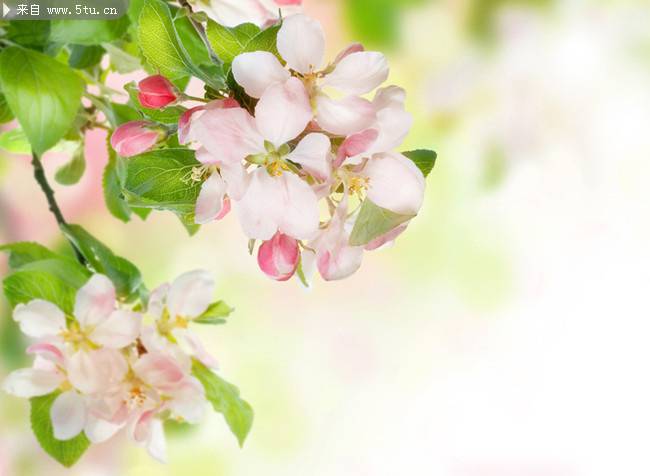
31, 153, 87, 266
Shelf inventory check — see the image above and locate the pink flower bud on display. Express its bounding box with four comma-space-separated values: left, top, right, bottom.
257, 232, 300, 281
137, 75, 179, 109
110, 121, 164, 157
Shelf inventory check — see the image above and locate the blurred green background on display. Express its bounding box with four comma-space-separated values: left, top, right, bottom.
3, 0, 650, 474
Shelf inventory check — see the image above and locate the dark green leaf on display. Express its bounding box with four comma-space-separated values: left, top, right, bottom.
61, 224, 145, 299
349, 199, 415, 246
403, 149, 437, 177
103, 142, 132, 222
50, 18, 130, 45
0, 94, 14, 124
6, 21, 51, 49
192, 360, 253, 447
68, 45, 105, 69
0, 47, 84, 155
31, 392, 91, 467
194, 300, 233, 325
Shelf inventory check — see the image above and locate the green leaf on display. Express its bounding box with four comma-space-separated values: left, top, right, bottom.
103, 141, 132, 222
403, 149, 437, 178
0, 128, 31, 154
137, 0, 194, 79
102, 43, 142, 74
120, 148, 202, 215
68, 45, 105, 70
6, 21, 51, 49
0, 47, 84, 155
3, 257, 90, 314
0, 242, 58, 269
110, 102, 142, 126
61, 224, 145, 299
0, 241, 60, 269
0, 94, 14, 124
55, 144, 86, 185
50, 18, 130, 45
31, 392, 91, 467
124, 82, 186, 125
194, 301, 233, 325
192, 360, 253, 447
206, 21, 261, 64
349, 199, 415, 246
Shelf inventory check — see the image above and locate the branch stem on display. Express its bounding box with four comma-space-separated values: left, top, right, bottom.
31, 153, 87, 265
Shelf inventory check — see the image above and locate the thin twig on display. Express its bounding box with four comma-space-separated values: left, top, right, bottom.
31, 153, 87, 266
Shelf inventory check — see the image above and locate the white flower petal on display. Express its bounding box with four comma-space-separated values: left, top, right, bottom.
277, 14, 325, 74
84, 413, 124, 443
50, 391, 87, 440
13, 300, 65, 339
219, 161, 250, 201
278, 173, 320, 240
74, 274, 116, 328
2, 368, 63, 398
167, 270, 215, 319
191, 107, 265, 164
316, 94, 376, 136
195, 174, 229, 225
68, 349, 128, 395
287, 133, 331, 180
90, 310, 142, 349
322, 51, 389, 95
233, 51, 290, 98
373, 85, 406, 110
168, 377, 206, 424
147, 283, 170, 321
147, 418, 167, 463
235, 168, 285, 240
255, 77, 312, 147
364, 152, 425, 215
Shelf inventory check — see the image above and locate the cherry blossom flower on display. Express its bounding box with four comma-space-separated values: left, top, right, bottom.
232, 14, 389, 136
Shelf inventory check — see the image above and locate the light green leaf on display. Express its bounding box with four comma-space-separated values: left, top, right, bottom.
137, 0, 194, 79
0, 128, 31, 154
0, 242, 58, 269
0, 94, 14, 124
31, 392, 91, 468
349, 199, 415, 246
206, 21, 261, 64
403, 149, 437, 178
194, 301, 234, 325
192, 360, 253, 447
120, 148, 202, 215
55, 144, 86, 185
102, 43, 142, 74
61, 224, 145, 299
103, 141, 132, 222
50, 18, 130, 45
0, 47, 84, 155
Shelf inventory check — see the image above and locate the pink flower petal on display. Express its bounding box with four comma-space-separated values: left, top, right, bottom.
257, 232, 300, 281
167, 270, 215, 319
195, 173, 230, 225
233, 51, 290, 98
26, 342, 65, 365
90, 310, 142, 349
364, 152, 425, 215
315, 94, 376, 136
255, 77, 312, 147
74, 274, 116, 328
133, 352, 185, 392
287, 133, 332, 180
68, 349, 128, 395
277, 14, 325, 74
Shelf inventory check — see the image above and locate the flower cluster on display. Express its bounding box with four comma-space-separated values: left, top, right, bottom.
112, 14, 425, 283
2, 271, 221, 462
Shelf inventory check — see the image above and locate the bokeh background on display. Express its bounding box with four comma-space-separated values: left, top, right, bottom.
3, 0, 650, 474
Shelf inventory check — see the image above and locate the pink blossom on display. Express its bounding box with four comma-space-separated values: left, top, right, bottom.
257, 232, 300, 281
137, 75, 179, 109
110, 121, 164, 157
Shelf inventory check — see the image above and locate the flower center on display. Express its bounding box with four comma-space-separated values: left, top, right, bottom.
349, 175, 370, 195
60, 321, 99, 352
